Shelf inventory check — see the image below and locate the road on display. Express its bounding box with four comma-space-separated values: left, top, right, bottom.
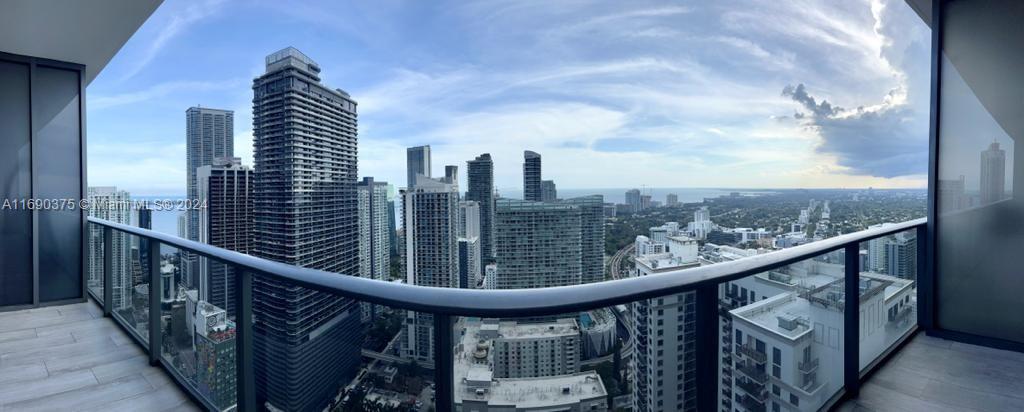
607, 243, 635, 280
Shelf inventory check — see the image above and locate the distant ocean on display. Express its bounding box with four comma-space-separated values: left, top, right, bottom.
136, 188, 768, 236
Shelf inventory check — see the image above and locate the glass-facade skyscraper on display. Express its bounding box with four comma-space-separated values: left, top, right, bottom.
185, 106, 233, 288
251, 47, 362, 412
523, 150, 542, 201
466, 153, 495, 263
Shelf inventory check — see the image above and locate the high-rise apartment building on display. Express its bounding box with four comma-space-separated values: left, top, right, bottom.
191, 300, 237, 410
196, 157, 253, 318
980, 141, 1006, 205
458, 237, 481, 289
358, 177, 391, 322
885, 232, 918, 280
667, 193, 679, 207
938, 175, 967, 212
631, 235, 700, 412
87, 187, 132, 310
466, 153, 496, 263
493, 199, 582, 289
403, 174, 461, 362
251, 47, 362, 412
626, 189, 642, 213
407, 145, 431, 190
523, 150, 542, 201
185, 106, 233, 288
490, 319, 581, 379
459, 201, 481, 239
541, 180, 557, 202
559, 195, 605, 284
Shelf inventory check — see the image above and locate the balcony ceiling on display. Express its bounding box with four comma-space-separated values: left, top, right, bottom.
0, 0, 163, 85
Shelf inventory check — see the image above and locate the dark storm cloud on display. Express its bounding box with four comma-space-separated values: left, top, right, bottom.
783, 83, 927, 178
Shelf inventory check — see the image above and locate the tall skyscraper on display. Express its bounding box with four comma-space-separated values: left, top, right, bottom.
666, 193, 679, 207
493, 199, 582, 289
186, 106, 234, 288
466, 153, 496, 263
541, 180, 557, 202
251, 47, 362, 412
136, 206, 152, 288
407, 145, 431, 190
458, 201, 482, 288
625, 189, 641, 213
938, 175, 967, 212
980, 141, 1006, 205
358, 177, 391, 322
559, 195, 605, 284
87, 186, 132, 310
403, 175, 461, 362
523, 150, 542, 201
631, 236, 700, 412
196, 157, 252, 317
444, 165, 458, 186
885, 232, 918, 280
459, 201, 481, 239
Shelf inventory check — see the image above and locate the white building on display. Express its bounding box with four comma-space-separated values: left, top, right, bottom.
631, 235, 701, 412
635, 235, 666, 256
87, 186, 132, 310
722, 257, 916, 412
460, 200, 481, 239
358, 177, 391, 322
403, 174, 461, 362
490, 319, 581, 378
649, 222, 681, 244
455, 320, 608, 412
687, 206, 715, 240
483, 263, 498, 289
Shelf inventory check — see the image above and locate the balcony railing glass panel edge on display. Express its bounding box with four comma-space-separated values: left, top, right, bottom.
84, 216, 926, 412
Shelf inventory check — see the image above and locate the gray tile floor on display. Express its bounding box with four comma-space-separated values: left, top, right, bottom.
839, 333, 1024, 412
0, 301, 198, 412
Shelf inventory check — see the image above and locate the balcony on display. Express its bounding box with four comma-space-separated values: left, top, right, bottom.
738, 343, 768, 364
736, 361, 769, 384
735, 378, 768, 403
0, 302, 197, 410
6, 1, 1024, 409
799, 358, 819, 374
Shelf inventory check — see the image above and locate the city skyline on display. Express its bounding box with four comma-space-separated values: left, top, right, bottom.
86, 0, 931, 195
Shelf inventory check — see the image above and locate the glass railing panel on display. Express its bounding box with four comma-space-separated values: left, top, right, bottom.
451, 302, 628, 412
252, 273, 380, 412
109, 232, 149, 346
858, 228, 918, 372
86, 223, 104, 303
718, 249, 847, 412
159, 251, 238, 411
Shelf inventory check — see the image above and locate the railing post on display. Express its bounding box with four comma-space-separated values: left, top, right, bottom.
843, 243, 860, 397
148, 239, 162, 366
695, 283, 719, 412
235, 269, 256, 412
102, 226, 113, 317
433, 314, 453, 412
916, 224, 932, 330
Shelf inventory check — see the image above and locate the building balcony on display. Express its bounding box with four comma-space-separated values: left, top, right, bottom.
736, 361, 769, 384
799, 358, 819, 374
6, 1, 1024, 409
738, 343, 768, 365
735, 378, 768, 403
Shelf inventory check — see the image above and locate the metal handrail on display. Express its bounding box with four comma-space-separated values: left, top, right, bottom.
86, 216, 925, 318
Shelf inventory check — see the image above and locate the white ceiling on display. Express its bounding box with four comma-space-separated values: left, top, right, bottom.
0, 0, 163, 85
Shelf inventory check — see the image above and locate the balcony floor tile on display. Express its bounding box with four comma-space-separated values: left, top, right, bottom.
0, 301, 197, 411
840, 333, 1024, 412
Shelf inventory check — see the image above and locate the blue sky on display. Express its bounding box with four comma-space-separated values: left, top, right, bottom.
86, 0, 931, 196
